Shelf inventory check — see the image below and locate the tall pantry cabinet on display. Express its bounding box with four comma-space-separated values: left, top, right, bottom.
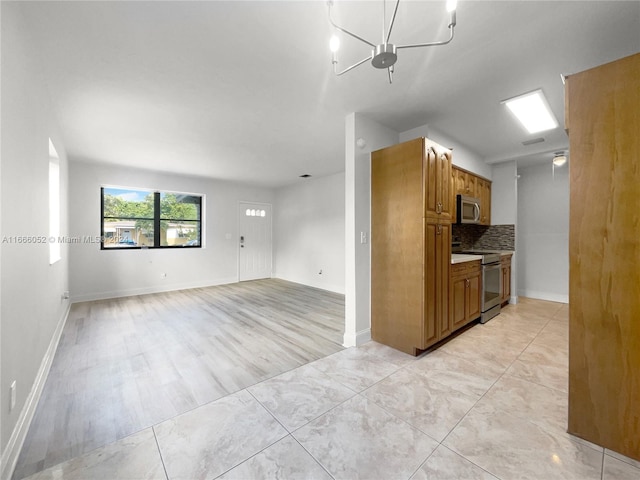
371, 137, 452, 356
566, 53, 640, 461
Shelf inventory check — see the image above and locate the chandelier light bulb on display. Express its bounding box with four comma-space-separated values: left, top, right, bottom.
329, 35, 340, 53
446, 0, 458, 12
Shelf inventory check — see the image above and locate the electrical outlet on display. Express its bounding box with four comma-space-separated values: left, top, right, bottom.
10, 381, 16, 411
360, 232, 367, 244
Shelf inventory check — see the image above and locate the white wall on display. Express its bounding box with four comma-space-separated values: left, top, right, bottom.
69, 161, 273, 301
400, 124, 492, 179
344, 113, 399, 347
491, 161, 518, 225
1, 4, 70, 478
517, 162, 569, 303
273, 173, 345, 294
491, 160, 518, 303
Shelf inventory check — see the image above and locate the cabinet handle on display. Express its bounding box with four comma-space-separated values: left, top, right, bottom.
465, 279, 469, 287
437, 224, 442, 235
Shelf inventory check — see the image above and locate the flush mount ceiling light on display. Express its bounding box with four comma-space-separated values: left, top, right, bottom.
502, 89, 559, 134
553, 152, 567, 167
327, 0, 458, 84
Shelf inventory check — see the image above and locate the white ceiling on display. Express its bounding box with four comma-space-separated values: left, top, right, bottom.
16, 1, 640, 188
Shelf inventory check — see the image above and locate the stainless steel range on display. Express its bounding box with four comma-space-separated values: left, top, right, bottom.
452, 245, 502, 323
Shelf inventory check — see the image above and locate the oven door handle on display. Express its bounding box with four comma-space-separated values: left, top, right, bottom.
483, 262, 501, 271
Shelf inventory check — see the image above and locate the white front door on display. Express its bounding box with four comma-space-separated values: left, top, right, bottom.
238, 202, 272, 281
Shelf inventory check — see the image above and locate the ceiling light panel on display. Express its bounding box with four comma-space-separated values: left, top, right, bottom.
502, 89, 558, 134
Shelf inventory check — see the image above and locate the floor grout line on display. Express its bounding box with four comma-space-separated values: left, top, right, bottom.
151, 426, 170, 480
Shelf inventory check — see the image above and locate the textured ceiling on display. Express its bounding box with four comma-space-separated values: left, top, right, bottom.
14, 1, 640, 187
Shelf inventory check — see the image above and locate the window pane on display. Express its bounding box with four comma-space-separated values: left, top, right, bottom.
160, 193, 200, 220
161, 220, 200, 247
102, 219, 153, 248
103, 188, 154, 219
101, 188, 202, 249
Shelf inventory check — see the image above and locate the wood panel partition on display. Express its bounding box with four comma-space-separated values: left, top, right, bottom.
566, 52, 640, 461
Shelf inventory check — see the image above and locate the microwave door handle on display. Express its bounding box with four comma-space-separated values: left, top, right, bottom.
474, 203, 481, 222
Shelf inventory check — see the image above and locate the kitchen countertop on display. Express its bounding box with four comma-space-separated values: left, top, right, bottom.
463, 249, 514, 255
451, 254, 483, 264
451, 251, 514, 264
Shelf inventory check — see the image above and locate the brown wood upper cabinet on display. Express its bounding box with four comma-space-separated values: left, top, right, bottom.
371, 137, 452, 356
425, 143, 452, 221
451, 166, 491, 225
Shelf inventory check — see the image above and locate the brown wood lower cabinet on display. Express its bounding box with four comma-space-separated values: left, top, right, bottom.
450, 260, 482, 331
501, 254, 512, 306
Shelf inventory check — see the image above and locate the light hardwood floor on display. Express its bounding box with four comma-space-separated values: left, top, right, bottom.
13, 279, 345, 480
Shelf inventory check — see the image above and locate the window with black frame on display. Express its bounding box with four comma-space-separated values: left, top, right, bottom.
101, 187, 202, 249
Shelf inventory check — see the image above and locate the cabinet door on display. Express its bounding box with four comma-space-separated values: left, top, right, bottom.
480, 180, 491, 225
465, 173, 476, 196
424, 221, 451, 348
438, 150, 452, 221
424, 144, 439, 218
425, 140, 453, 221
423, 222, 440, 349
454, 167, 466, 195
502, 265, 511, 303
467, 270, 482, 320
438, 222, 452, 338
451, 275, 467, 330
476, 178, 486, 224
451, 168, 458, 222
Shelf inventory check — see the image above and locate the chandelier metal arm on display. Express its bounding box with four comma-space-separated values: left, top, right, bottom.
327, 1, 375, 48
396, 27, 455, 50
333, 54, 374, 77
397, 11, 456, 50
385, 0, 401, 44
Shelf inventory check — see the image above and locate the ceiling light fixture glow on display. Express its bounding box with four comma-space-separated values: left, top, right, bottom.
553, 152, 567, 167
327, 0, 457, 84
502, 89, 558, 134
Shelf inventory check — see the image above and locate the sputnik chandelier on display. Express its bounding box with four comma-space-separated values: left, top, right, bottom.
328, 0, 458, 84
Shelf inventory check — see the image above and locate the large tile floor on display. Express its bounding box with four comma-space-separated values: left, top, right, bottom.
20, 297, 640, 480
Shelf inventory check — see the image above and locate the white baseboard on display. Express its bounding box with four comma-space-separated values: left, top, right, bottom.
272, 273, 345, 295
70, 277, 239, 303
1, 301, 71, 480
517, 289, 568, 304
343, 328, 371, 347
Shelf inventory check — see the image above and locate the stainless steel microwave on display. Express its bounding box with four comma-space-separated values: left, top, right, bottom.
456, 195, 481, 224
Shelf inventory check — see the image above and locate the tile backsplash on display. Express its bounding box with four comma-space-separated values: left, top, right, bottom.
452, 224, 515, 251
